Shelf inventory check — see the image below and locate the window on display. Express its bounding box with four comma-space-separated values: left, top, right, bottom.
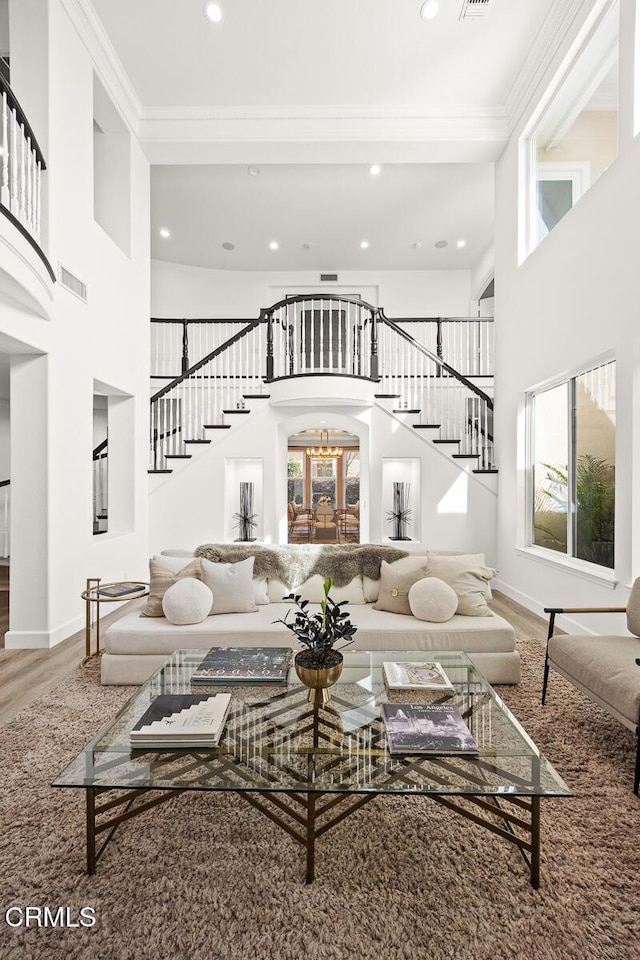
522, 0, 619, 257
531, 360, 615, 568
287, 451, 304, 504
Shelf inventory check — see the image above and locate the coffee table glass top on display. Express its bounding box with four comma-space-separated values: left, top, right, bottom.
54, 650, 571, 798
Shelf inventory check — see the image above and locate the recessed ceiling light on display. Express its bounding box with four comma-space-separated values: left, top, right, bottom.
420, 0, 439, 20
203, 2, 223, 23
369, 164, 382, 176
359, 240, 370, 249
413, 241, 423, 249
222, 241, 235, 251
302, 242, 314, 250
456, 239, 466, 248
434, 239, 448, 248
159, 228, 170, 239
269, 241, 279, 251
247, 165, 260, 176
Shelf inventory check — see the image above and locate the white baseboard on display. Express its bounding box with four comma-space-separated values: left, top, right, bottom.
493, 578, 600, 638
5, 613, 84, 649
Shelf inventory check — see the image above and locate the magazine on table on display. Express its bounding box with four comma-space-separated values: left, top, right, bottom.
129, 693, 232, 748
191, 646, 292, 684
96, 582, 147, 598
383, 660, 454, 691
382, 702, 478, 756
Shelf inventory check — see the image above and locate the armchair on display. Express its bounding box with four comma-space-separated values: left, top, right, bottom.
542, 578, 640, 794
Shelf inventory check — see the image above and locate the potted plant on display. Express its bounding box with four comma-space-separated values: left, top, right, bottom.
275, 577, 357, 703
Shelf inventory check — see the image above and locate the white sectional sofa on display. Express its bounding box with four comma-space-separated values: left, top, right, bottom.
100, 544, 520, 686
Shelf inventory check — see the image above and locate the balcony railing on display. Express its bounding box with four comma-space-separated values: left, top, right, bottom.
0, 73, 53, 280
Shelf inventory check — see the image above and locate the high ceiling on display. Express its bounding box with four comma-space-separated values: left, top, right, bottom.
89, 0, 560, 272
91, 0, 555, 110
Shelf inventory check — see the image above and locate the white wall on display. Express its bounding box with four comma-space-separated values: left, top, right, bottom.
493, 0, 637, 636
149, 402, 498, 564
151, 260, 473, 319
1, 0, 151, 647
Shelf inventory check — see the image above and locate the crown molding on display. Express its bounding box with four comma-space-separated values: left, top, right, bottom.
138, 105, 509, 164
58, 0, 142, 134
140, 103, 507, 123
505, 0, 588, 135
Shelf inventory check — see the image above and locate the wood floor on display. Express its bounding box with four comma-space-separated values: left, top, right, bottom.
0, 591, 551, 730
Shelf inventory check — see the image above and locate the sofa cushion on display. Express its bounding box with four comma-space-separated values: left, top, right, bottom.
141, 558, 203, 617
162, 578, 213, 625
364, 555, 428, 603
425, 555, 496, 617
154, 554, 268, 605
267, 574, 365, 604
373, 559, 428, 616
104, 599, 517, 657
408, 577, 458, 622
201, 556, 258, 615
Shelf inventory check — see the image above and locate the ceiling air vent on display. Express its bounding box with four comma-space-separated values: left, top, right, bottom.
460, 0, 490, 19
59, 265, 88, 302
320, 273, 338, 282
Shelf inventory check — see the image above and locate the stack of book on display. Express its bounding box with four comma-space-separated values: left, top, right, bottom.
129, 693, 232, 748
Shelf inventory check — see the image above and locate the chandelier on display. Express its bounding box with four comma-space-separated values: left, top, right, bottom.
306, 431, 343, 458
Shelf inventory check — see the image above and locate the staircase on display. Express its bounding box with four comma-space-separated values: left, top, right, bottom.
148, 297, 495, 476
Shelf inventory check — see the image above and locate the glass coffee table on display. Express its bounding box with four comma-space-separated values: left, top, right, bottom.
53, 650, 571, 885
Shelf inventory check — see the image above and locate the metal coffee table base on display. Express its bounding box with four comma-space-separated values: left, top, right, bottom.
85, 770, 541, 886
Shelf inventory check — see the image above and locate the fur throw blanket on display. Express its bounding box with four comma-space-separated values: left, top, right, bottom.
194, 543, 410, 588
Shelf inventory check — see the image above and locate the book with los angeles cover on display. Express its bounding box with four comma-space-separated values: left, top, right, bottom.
129, 693, 232, 748
382, 702, 479, 756
383, 660, 454, 692
191, 646, 292, 684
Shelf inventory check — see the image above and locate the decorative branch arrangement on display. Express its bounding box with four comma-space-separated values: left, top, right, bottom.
274, 577, 357, 668
386, 481, 412, 541
233, 481, 258, 542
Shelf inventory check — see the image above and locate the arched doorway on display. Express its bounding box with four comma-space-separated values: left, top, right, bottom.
287, 428, 360, 543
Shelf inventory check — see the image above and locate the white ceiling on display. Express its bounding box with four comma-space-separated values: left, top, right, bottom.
91, 0, 555, 110
151, 162, 494, 270
89, 0, 558, 272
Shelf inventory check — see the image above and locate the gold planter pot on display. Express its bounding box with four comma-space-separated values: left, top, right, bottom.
294, 651, 344, 704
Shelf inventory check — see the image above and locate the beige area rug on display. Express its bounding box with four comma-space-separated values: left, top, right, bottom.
0, 640, 638, 960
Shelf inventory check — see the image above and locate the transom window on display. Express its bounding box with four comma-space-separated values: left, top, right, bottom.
521, 0, 619, 258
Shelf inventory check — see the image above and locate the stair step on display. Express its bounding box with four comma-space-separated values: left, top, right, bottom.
242, 394, 270, 399
393, 408, 421, 414
148, 469, 173, 474
204, 424, 232, 429
473, 468, 499, 474
433, 439, 460, 445
452, 453, 480, 459
223, 409, 251, 414
375, 393, 401, 398
184, 439, 212, 445
165, 454, 192, 459
414, 424, 441, 430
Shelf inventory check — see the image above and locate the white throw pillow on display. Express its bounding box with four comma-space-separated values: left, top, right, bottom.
162, 578, 213, 625
266, 575, 365, 604
408, 577, 458, 623
153, 555, 268, 605
425, 555, 497, 617
201, 556, 258, 615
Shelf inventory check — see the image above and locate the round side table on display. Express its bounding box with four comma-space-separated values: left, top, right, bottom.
81, 579, 149, 664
